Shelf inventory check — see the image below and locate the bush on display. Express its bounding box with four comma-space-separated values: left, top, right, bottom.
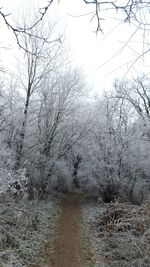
47, 160, 73, 193
0, 168, 28, 200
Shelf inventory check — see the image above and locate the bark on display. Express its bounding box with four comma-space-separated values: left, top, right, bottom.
15, 88, 31, 169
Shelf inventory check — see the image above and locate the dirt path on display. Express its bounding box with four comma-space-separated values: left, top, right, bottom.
33, 193, 93, 267
51, 193, 85, 267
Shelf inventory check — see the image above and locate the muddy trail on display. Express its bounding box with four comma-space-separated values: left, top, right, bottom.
42, 193, 93, 267
52, 193, 84, 267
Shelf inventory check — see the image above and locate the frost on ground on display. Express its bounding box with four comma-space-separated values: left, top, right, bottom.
0, 196, 60, 267
82, 198, 150, 267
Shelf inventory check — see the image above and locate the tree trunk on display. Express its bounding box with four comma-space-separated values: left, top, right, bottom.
15, 89, 30, 169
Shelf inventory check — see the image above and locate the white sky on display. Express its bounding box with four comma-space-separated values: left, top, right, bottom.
1, 0, 150, 94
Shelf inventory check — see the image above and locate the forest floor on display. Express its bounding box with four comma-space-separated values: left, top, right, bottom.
0, 193, 150, 267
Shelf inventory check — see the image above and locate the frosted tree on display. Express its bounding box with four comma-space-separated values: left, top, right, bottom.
14, 23, 62, 169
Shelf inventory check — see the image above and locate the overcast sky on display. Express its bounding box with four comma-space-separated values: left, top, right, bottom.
1, 0, 150, 94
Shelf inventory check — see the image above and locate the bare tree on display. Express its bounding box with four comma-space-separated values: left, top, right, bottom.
83, 1, 150, 32
15, 24, 62, 169
1, 1, 150, 37
29, 68, 89, 197
114, 76, 150, 136
0, 1, 58, 52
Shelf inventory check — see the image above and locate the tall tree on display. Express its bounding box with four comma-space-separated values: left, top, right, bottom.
15, 24, 62, 169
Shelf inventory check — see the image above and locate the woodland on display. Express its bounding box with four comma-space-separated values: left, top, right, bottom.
0, 1, 150, 266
